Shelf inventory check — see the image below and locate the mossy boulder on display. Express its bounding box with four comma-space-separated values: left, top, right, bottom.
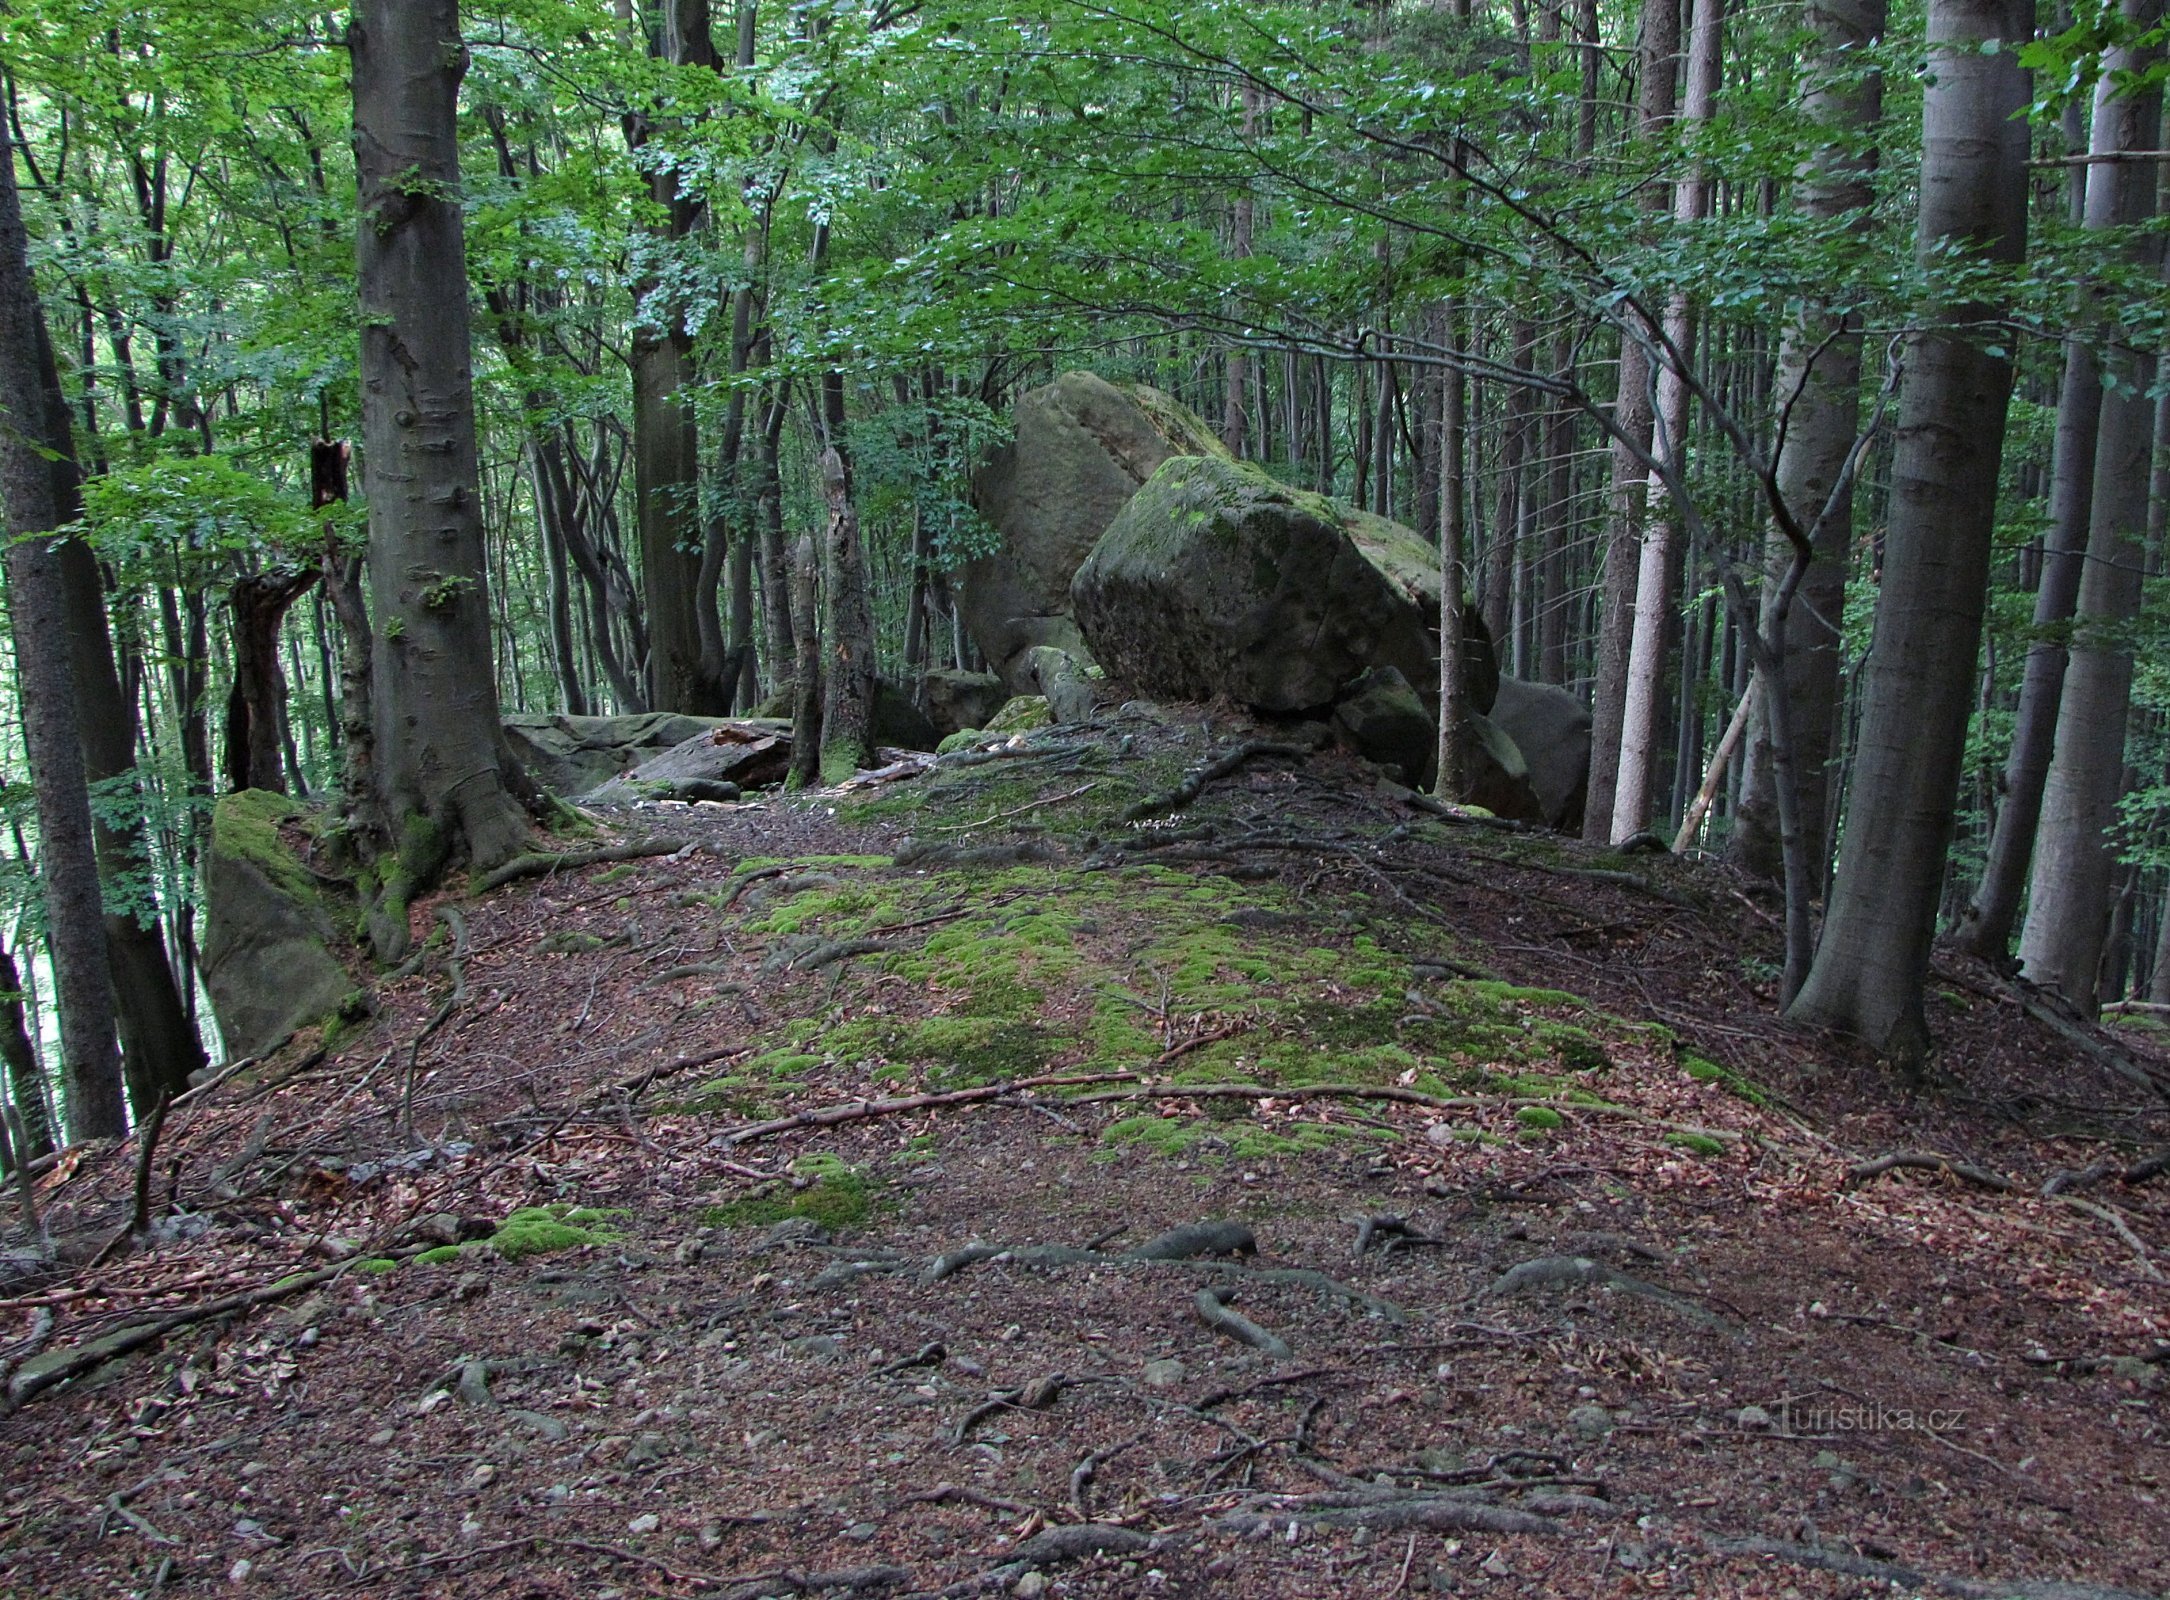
873, 679, 941, 752
923, 668, 1008, 737
503, 711, 738, 796
1334, 666, 1437, 787
1464, 713, 1546, 825
1073, 454, 1497, 715
966, 371, 1227, 691
986, 696, 1053, 734
1488, 677, 1591, 832
201, 790, 356, 1057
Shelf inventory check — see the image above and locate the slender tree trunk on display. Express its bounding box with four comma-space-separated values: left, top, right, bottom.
1788, 0, 2033, 1058
224, 569, 320, 794
1612, 0, 1721, 843
1585, 0, 1681, 840
788, 531, 822, 787
1733, 0, 1887, 882
1436, 304, 1469, 799
352, 0, 532, 960
0, 129, 126, 1142
0, 940, 53, 1161
817, 432, 878, 781
2016, 0, 2166, 1012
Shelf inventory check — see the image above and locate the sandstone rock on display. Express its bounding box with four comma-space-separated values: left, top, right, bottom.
966, 372, 1225, 689
1018, 645, 1097, 724
581, 721, 792, 802
986, 696, 1053, 734
1488, 677, 1592, 832
503, 711, 729, 796
1074, 454, 1496, 714
1334, 667, 1436, 787
1465, 712, 1546, 825
874, 679, 940, 752
201, 790, 356, 1058
923, 669, 1007, 737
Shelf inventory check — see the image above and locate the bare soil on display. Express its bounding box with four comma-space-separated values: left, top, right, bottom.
2, 708, 2165, 1600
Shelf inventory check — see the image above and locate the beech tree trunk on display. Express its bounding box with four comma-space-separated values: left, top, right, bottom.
1584, 0, 1680, 841
352, 0, 531, 958
2016, 0, 2165, 1012
629, 0, 726, 715
817, 443, 878, 781
1731, 0, 1885, 883
1613, 0, 1720, 843
0, 127, 126, 1142
1788, 0, 2033, 1058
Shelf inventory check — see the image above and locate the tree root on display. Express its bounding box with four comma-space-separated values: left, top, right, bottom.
951, 1370, 1071, 1445
1701, 1533, 2159, 1600
1843, 1151, 2016, 1193
1121, 741, 1311, 822
2041, 1148, 2169, 1196
1482, 1255, 1734, 1332
1196, 1286, 1293, 1357
1217, 1492, 1559, 1537
473, 837, 687, 893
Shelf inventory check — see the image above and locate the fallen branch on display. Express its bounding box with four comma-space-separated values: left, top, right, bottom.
1217, 1493, 1558, 1537
473, 837, 687, 894
713, 1072, 1138, 1148
1121, 740, 1309, 822
1483, 1255, 1734, 1332
1842, 1152, 2016, 1194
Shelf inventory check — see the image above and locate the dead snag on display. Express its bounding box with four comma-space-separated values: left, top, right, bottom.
1843, 1152, 2017, 1193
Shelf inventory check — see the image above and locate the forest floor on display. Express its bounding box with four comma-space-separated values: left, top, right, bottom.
2, 703, 2167, 1600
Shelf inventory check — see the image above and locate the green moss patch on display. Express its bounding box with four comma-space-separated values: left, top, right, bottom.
421, 1204, 622, 1265
703, 1154, 877, 1231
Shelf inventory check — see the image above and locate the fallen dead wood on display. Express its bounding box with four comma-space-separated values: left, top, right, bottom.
1121, 740, 1310, 822
4, 1251, 410, 1409
2042, 1148, 2170, 1195
1482, 1255, 1734, 1332
712, 1072, 1140, 1147
1842, 1152, 2017, 1193
473, 836, 688, 894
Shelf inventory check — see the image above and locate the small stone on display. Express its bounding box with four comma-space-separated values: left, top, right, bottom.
1812, 1450, 1842, 1471
240, 1460, 270, 1478
1567, 1404, 1612, 1440
1141, 1358, 1186, 1389
368, 1428, 396, 1447
674, 1237, 705, 1265
843, 1522, 877, 1542
627, 1512, 661, 1535
457, 1361, 494, 1407
627, 1432, 667, 1466
1482, 1551, 1514, 1578
698, 1522, 724, 1551
1014, 1573, 1048, 1598
228, 1559, 252, 1583
1735, 1405, 1773, 1431
467, 1464, 497, 1490
451, 1272, 489, 1303
785, 1335, 842, 1362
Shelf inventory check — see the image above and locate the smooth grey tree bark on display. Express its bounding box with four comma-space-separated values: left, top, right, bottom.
1583, 0, 1680, 841
352, 0, 532, 959
0, 127, 126, 1141
1788, 0, 2033, 1058
1611, 0, 1722, 843
1732, 0, 1886, 883
2016, 0, 2166, 1012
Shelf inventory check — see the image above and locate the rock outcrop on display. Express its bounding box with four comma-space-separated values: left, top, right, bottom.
965, 372, 1225, 690
1488, 677, 1592, 832
504, 712, 736, 798
201, 790, 356, 1058
1072, 454, 1496, 715
923, 669, 1008, 738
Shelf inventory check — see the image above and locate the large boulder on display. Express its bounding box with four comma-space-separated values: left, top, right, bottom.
1335, 667, 1436, 788
583, 721, 793, 802
874, 681, 941, 752
1073, 454, 1497, 715
1465, 714, 1546, 825
966, 372, 1226, 690
923, 669, 1008, 737
201, 790, 356, 1058
1488, 677, 1592, 832
504, 712, 734, 796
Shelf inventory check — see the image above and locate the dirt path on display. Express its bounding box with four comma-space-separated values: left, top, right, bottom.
2, 716, 2165, 1598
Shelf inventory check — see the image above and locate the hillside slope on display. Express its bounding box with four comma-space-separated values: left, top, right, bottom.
2, 707, 2166, 1599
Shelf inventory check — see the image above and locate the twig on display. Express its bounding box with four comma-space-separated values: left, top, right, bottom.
2053, 1194, 2165, 1282
936, 782, 1099, 832
1121, 741, 1309, 822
